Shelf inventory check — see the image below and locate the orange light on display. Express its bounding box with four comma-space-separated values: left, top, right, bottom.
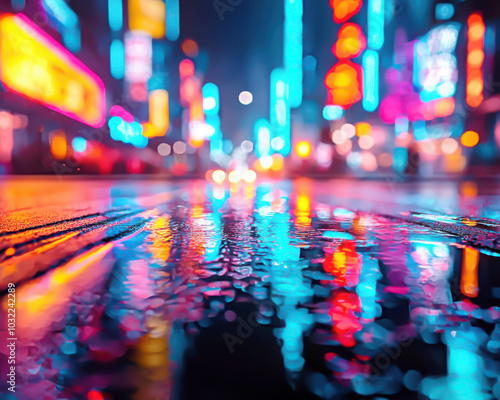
468, 15, 485, 41
0, 14, 105, 127
461, 130, 480, 147
434, 97, 455, 118
148, 89, 169, 137
181, 39, 199, 58
467, 79, 483, 96
49, 130, 67, 160
356, 122, 371, 136
189, 93, 204, 122
467, 50, 484, 67
296, 195, 310, 213
325, 61, 363, 108
271, 154, 284, 171
330, 0, 363, 23
332, 23, 366, 59
466, 13, 485, 108
141, 122, 157, 138
296, 141, 312, 158
461, 181, 478, 197
189, 138, 204, 148
461, 247, 479, 297
128, 0, 166, 38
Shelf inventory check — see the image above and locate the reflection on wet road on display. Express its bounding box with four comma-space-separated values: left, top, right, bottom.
1, 178, 500, 399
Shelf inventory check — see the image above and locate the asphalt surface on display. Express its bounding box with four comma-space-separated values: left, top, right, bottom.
1, 177, 500, 400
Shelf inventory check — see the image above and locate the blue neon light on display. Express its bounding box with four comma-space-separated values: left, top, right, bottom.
165, 0, 180, 41
110, 39, 125, 80
201, 83, 223, 156
362, 50, 379, 112
206, 115, 220, 139
108, 0, 123, 31
63, 28, 81, 52
270, 68, 291, 156
435, 3, 454, 21
368, 0, 384, 50
42, 0, 80, 52
284, 0, 303, 108
254, 118, 272, 158
72, 137, 87, 153
202, 83, 220, 116
393, 147, 408, 173
413, 120, 428, 141
43, 0, 78, 27
322, 105, 344, 121
108, 117, 148, 148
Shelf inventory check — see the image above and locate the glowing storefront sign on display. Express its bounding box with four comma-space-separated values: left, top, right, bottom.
0, 14, 105, 127
414, 23, 460, 103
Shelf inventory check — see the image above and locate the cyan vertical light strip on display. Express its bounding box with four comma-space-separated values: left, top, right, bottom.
284, 0, 303, 108
270, 68, 291, 156
367, 0, 384, 50
108, 0, 123, 31
362, 50, 379, 112
165, 0, 180, 41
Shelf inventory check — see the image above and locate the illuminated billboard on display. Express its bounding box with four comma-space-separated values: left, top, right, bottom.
0, 14, 106, 127
128, 0, 166, 39
413, 23, 460, 103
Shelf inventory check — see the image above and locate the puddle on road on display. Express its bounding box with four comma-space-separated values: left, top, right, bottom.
2, 181, 500, 400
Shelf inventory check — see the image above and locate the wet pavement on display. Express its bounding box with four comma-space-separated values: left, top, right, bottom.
1, 177, 500, 400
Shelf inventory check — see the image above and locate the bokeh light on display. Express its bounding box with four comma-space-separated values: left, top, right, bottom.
296, 141, 312, 158
157, 143, 171, 156
212, 169, 226, 183
461, 130, 480, 147
238, 91, 253, 105
181, 39, 199, 57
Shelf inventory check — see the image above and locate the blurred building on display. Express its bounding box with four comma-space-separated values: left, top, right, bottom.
314, 0, 500, 177
0, 0, 499, 178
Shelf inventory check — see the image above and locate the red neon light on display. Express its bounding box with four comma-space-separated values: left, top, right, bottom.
330, 0, 363, 23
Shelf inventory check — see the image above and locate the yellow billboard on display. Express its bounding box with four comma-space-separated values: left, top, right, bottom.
128, 0, 166, 39
0, 14, 106, 127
